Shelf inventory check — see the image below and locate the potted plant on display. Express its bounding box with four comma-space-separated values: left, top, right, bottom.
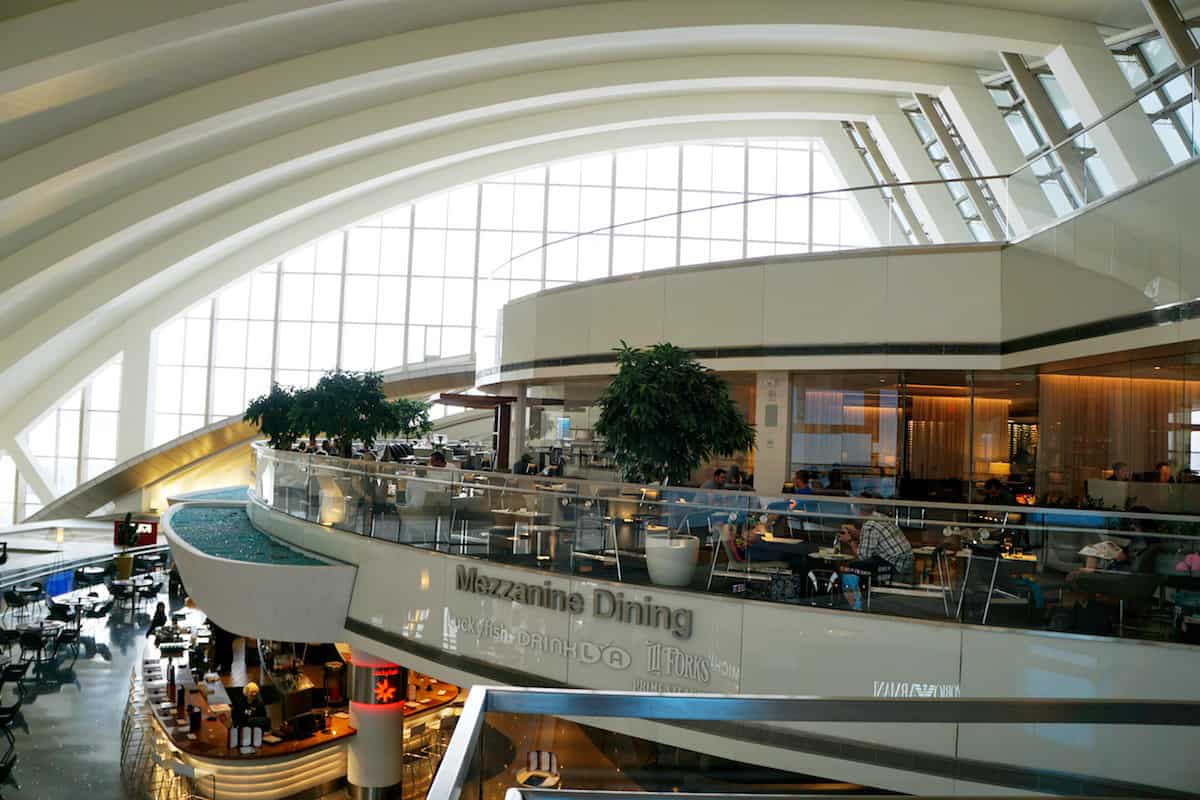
595, 342, 755, 586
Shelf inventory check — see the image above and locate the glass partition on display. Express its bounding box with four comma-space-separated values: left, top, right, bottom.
254, 443, 1200, 647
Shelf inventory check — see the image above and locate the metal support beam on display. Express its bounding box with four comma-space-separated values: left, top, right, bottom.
818, 122, 903, 246
870, 112, 972, 243
912, 93, 1005, 240
1141, 0, 1200, 69
1000, 52, 1089, 204
850, 121, 930, 245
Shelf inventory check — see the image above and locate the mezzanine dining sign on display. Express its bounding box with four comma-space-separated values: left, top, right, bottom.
454, 564, 694, 640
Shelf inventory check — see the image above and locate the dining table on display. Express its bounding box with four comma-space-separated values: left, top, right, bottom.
18, 619, 67, 669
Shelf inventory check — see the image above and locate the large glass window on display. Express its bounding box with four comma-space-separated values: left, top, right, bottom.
22, 357, 123, 495
151, 137, 878, 445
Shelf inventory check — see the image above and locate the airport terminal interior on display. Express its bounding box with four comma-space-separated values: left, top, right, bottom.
3, 1, 1200, 798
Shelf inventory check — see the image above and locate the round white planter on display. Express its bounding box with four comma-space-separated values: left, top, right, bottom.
645, 533, 699, 587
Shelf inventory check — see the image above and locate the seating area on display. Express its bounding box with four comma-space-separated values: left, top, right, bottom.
0, 550, 172, 797
260, 442, 1200, 646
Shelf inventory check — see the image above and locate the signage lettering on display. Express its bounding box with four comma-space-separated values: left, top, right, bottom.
873, 680, 961, 698
454, 564, 693, 639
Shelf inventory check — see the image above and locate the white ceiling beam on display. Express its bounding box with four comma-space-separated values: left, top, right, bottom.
868, 111, 973, 244
936, 81, 1055, 234
1045, 39, 1173, 188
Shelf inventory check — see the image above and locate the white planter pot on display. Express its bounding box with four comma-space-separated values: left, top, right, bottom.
645, 533, 699, 587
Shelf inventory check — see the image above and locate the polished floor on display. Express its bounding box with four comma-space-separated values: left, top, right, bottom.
3, 584, 351, 800
3, 589, 153, 799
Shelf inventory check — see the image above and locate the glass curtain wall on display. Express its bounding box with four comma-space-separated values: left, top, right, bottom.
20, 357, 123, 496
789, 370, 1036, 503
789, 351, 1200, 511
151, 137, 872, 446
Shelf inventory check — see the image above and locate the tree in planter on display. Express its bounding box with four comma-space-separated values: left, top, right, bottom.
594, 342, 755, 485
288, 385, 325, 448
297, 371, 399, 458
384, 397, 434, 442
243, 383, 301, 450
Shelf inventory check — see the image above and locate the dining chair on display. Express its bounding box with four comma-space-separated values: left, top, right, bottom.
1, 594, 26, 625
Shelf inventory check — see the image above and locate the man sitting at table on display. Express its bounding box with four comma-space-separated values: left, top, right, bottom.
837, 501, 913, 610
700, 468, 727, 490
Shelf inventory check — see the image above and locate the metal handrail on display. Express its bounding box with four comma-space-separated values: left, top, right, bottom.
254, 441, 1200, 536
486, 174, 1009, 281
1010, 54, 1200, 178
0, 541, 168, 591
427, 686, 1200, 800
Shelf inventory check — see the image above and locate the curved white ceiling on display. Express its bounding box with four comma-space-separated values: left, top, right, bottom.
0, 0, 1151, 423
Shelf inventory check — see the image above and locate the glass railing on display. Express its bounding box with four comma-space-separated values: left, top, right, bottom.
252, 443, 1200, 647
428, 685, 1200, 800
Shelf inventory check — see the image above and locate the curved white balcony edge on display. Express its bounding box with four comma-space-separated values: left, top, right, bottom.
244, 494, 1199, 796
163, 500, 357, 644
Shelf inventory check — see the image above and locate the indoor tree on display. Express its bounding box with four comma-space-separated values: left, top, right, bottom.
594, 341, 755, 485
243, 383, 301, 450
303, 370, 399, 458
384, 397, 434, 441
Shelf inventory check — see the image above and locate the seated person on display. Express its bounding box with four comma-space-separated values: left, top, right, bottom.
784, 470, 814, 495
237, 681, 270, 730
700, 468, 727, 490
837, 503, 913, 609
429, 451, 448, 468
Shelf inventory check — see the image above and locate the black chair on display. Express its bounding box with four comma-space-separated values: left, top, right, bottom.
0, 664, 29, 699
0, 747, 18, 799
17, 631, 52, 677
44, 598, 71, 624
0, 630, 17, 661
1, 594, 27, 624
136, 582, 162, 609
86, 599, 113, 619
0, 689, 28, 747
52, 628, 80, 664
27, 584, 45, 615
110, 584, 134, 611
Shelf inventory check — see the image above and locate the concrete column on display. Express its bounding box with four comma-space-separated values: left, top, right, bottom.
753, 372, 790, 494
815, 122, 900, 246
1045, 40, 1172, 187
506, 382, 528, 471
117, 326, 153, 461
937, 81, 1056, 234
347, 648, 407, 800
870, 112, 973, 244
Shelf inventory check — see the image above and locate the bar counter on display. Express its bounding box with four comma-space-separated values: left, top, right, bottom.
137, 638, 460, 800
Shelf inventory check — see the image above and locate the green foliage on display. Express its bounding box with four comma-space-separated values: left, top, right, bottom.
245, 371, 428, 457
384, 397, 434, 440
594, 341, 755, 485
243, 383, 301, 450
305, 371, 396, 458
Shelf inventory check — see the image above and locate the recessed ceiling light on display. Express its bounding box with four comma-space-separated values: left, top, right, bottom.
1154, 366, 1162, 370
